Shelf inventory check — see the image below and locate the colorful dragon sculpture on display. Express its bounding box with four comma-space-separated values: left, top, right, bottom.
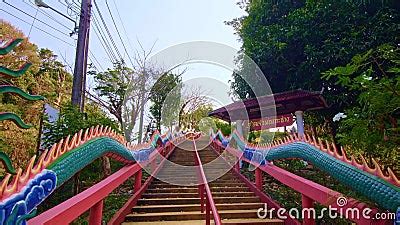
0, 39, 44, 176
1, 38, 399, 224
211, 129, 400, 213
0, 39, 175, 224
0, 124, 176, 225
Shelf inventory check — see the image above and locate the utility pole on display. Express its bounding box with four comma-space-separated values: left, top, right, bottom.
71, 0, 92, 111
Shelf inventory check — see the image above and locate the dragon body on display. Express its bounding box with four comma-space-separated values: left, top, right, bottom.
212, 130, 400, 212
0, 125, 177, 225
0, 38, 181, 225
1, 38, 399, 223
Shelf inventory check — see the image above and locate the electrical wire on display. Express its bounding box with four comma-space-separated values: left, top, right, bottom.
92, 0, 123, 61
3, 0, 111, 72
2, 0, 73, 38
88, 50, 105, 71
23, 0, 72, 31
1, 9, 76, 47
92, 13, 118, 64
105, 0, 135, 68
111, 0, 136, 54
28, 7, 39, 38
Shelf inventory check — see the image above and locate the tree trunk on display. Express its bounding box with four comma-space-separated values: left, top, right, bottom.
73, 172, 80, 195
101, 156, 111, 178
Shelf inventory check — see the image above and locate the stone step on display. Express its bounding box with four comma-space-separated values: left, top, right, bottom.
219, 218, 284, 225
137, 196, 260, 205
132, 202, 264, 213
122, 220, 205, 225
123, 145, 283, 225
146, 186, 250, 193
208, 181, 249, 187
125, 209, 265, 222
149, 182, 247, 189
141, 191, 255, 199
122, 219, 284, 225
150, 177, 240, 184
151, 176, 239, 182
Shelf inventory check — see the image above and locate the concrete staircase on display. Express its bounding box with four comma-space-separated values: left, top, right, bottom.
122, 140, 283, 225
198, 142, 283, 225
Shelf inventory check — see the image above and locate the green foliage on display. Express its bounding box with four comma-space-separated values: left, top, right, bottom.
323, 44, 400, 169
229, 0, 400, 113
232, 0, 400, 97
92, 62, 133, 125
91, 61, 146, 141
228, 0, 400, 170
181, 104, 213, 131
248, 130, 287, 143
0, 20, 73, 171
149, 73, 182, 130
43, 103, 120, 149
214, 119, 232, 136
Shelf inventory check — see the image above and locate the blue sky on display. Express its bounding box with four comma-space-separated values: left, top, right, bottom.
1, 0, 246, 133
1, 0, 246, 86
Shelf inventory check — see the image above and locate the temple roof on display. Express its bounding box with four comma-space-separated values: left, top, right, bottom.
208, 89, 328, 122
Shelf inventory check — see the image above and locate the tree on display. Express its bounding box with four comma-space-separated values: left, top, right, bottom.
227, 0, 400, 140
229, 0, 399, 97
322, 44, 400, 170
149, 73, 182, 131
43, 103, 120, 148
0, 20, 73, 169
89, 62, 142, 141
42, 102, 120, 193
214, 119, 232, 136
181, 104, 213, 131
36, 49, 72, 107
178, 86, 211, 128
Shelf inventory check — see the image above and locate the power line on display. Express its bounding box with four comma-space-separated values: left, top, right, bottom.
92, 0, 123, 61
92, 12, 118, 63
111, 0, 136, 54
88, 50, 105, 71
92, 25, 117, 64
1, 9, 76, 47
105, 0, 135, 68
23, 0, 72, 31
2, 0, 74, 38
59, 0, 80, 18
28, 7, 38, 38
4, 1, 109, 72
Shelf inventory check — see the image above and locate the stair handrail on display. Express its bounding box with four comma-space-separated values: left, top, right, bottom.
193, 139, 222, 225
210, 138, 391, 225
28, 140, 178, 225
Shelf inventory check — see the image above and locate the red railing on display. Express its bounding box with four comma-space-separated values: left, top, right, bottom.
210, 139, 390, 225
192, 139, 222, 225
28, 140, 178, 225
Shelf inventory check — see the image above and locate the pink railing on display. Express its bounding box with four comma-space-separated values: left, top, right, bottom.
193, 139, 222, 225
28, 140, 178, 225
210, 139, 390, 225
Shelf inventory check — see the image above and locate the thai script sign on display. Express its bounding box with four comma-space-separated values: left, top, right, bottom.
250, 114, 294, 130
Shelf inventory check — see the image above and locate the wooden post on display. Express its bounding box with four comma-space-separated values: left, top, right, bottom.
88, 200, 103, 225
200, 185, 205, 213
235, 155, 241, 172
295, 111, 305, 138
301, 194, 315, 225
205, 197, 211, 225
255, 168, 263, 189
151, 159, 157, 172
134, 169, 142, 193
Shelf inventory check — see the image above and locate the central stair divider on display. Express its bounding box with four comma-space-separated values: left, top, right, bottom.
193, 139, 222, 225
